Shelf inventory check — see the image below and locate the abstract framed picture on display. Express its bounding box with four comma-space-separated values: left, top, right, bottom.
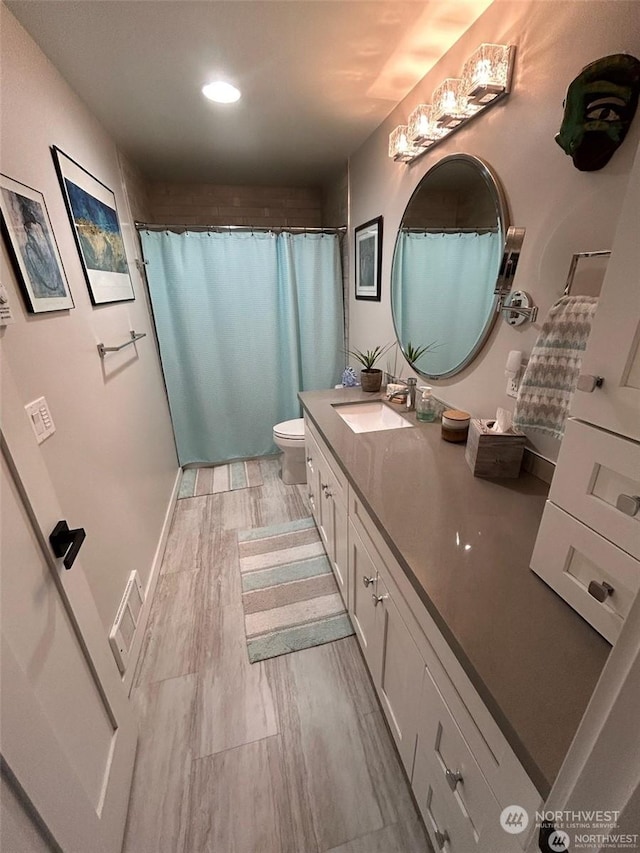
354, 215, 382, 301
52, 146, 134, 305
0, 174, 74, 313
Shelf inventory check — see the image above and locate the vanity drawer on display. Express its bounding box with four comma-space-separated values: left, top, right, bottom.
531, 501, 640, 643
414, 664, 498, 849
550, 419, 640, 560
413, 673, 525, 853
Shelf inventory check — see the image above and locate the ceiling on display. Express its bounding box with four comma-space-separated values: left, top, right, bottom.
6, 0, 493, 187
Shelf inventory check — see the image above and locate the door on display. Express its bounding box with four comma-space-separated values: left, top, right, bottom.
0, 361, 137, 853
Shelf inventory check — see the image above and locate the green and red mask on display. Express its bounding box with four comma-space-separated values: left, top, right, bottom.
556, 53, 640, 171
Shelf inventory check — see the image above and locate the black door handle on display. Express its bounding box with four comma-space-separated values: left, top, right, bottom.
49, 520, 86, 570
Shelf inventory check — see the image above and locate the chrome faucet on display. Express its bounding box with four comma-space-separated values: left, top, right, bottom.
387, 377, 417, 410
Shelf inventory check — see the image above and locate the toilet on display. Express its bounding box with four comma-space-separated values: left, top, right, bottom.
273, 418, 306, 485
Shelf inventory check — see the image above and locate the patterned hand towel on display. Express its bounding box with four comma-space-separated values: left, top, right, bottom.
513, 296, 598, 439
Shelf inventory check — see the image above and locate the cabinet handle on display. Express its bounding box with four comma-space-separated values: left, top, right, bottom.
372, 593, 388, 606
362, 575, 375, 588
588, 580, 614, 603
434, 828, 450, 850
445, 768, 463, 791
576, 373, 604, 392
616, 494, 640, 517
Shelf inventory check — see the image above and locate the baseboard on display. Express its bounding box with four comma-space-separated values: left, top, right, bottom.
122, 467, 182, 694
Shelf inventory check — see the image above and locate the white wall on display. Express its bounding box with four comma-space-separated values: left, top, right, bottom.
0, 5, 178, 632
348, 0, 640, 461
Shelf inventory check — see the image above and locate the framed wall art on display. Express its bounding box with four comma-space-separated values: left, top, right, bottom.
354, 215, 382, 301
52, 146, 134, 305
0, 173, 74, 313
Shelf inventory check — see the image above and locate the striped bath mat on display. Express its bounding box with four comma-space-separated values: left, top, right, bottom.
238, 517, 354, 663
178, 460, 263, 499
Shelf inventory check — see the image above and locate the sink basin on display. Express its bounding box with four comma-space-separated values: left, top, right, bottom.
334, 401, 413, 433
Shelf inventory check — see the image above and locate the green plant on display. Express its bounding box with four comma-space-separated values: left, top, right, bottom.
347, 343, 393, 371
404, 340, 441, 368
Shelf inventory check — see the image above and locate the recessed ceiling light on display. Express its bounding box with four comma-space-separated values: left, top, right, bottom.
202, 81, 241, 104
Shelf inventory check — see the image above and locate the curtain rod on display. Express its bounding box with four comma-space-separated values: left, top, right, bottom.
401, 227, 498, 234
135, 222, 346, 234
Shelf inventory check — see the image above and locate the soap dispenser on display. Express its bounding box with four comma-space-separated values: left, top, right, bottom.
416, 386, 437, 422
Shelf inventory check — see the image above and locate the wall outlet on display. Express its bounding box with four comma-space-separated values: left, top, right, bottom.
506, 375, 520, 398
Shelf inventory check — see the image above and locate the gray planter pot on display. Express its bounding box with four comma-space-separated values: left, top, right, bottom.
361, 369, 382, 392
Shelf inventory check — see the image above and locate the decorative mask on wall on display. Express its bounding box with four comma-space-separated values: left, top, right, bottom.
555, 53, 640, 171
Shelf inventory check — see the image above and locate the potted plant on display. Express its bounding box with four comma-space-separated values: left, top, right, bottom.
348, 343, 393, 392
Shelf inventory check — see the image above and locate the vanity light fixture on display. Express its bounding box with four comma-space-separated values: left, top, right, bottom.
202, 80, 241, 103
389, 126, 425, 162
432, 78, 478, 128
407, 104, 449, 147
389, 43, 515, 163
462, 43, 515, 106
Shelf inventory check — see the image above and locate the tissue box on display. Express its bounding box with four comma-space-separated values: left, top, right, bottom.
465, 419, 526, 478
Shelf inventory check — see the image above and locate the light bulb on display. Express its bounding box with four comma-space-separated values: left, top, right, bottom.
202, 81, 241, 103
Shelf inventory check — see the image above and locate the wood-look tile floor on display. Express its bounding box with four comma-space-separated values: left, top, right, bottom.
123, 456, 432, 853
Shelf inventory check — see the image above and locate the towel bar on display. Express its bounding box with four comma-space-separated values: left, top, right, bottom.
97, 331, 146, 358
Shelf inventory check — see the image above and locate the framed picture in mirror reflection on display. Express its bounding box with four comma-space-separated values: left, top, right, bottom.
355, 215, 382, 301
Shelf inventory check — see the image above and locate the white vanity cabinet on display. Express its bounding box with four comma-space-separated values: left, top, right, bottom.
304, 419, 349, 607
302, 412, 542, 852
347, 490, 541, 853
530, 145, 640, 644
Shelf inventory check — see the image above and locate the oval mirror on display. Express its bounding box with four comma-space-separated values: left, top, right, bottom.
391, 154, 509, 379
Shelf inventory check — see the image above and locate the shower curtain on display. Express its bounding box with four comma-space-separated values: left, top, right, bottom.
140, 229, 344, 465
392, 232, 500, 375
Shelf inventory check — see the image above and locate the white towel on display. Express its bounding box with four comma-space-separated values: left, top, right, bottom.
513, 296, 598, 439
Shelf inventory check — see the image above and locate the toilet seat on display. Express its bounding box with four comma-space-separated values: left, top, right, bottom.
273, 418, 305, 441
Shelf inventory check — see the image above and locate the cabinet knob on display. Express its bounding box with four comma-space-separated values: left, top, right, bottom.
576, 373, 604, 393
306, 455, 312, 463
372, 593, 388, 606
362, 575, 375, 588
445, 768, 463, 791
434, 828, 450, 850
324, 489, 332, 498
588, 580, 614, 603
616, 494, 640, 517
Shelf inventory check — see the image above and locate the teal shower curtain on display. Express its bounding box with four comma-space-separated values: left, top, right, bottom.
140, 230, 344, 465
392, 232, 500, 375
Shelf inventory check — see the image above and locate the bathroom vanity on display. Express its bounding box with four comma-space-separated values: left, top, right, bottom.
300, 388, 610, 853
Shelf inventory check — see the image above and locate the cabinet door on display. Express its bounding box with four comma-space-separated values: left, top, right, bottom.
331, 485, 349, 607
316, 455, 332, 552
571, 143, 640, 442
348, 522, 382, 681
376, 576, 424, 774
305, 436, 320, 526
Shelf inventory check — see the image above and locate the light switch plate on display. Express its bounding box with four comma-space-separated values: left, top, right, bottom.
25, 396, 56, 444
0, 283, 15, 325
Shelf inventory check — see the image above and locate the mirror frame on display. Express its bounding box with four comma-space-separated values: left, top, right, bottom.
391, 153, 511, 380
